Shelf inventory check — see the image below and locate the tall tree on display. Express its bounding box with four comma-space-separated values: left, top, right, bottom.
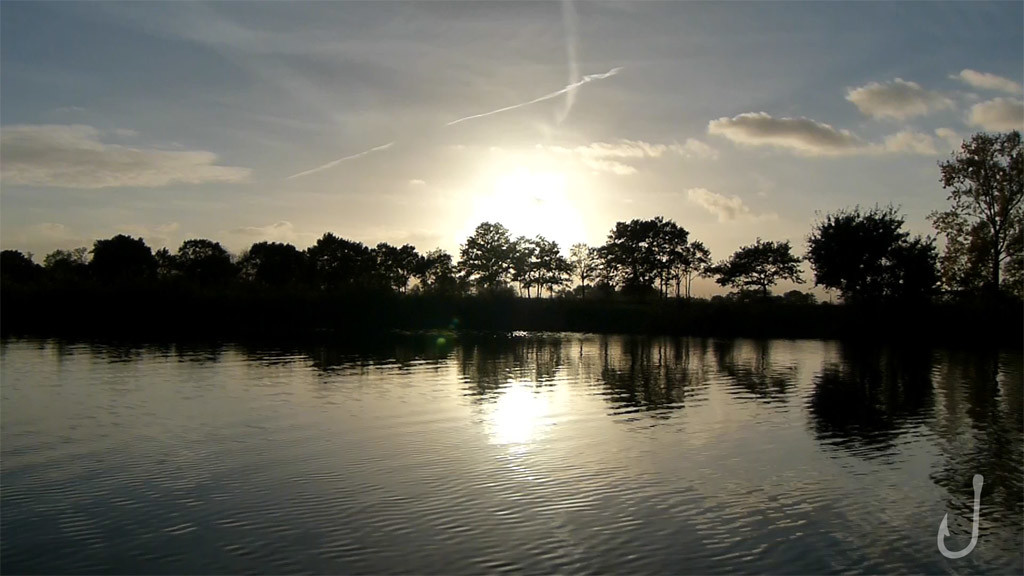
653, 219, 690, 297
713, 238, 803, 296
569, 243, 599, 298
674, 241, 712, 299
807, 206, 938, 302
532, 236, 570, 297
929, 130, 1023, 295
510, 236, 539, 297
90, 234, 157, 284
459, 222, 515, 292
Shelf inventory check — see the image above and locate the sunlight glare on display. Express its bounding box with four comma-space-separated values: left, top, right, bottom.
488, 381, 550, 447
467, 154, 587, 250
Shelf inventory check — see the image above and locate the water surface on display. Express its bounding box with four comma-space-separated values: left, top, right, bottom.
2, 335, 1021, 574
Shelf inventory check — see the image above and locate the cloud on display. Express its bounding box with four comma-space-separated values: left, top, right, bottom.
226, 220, 319, 248
685, 188, 774, 222
540, 138, 717, 175
708, 112, 862, 155
966, 97, 1024, 131
952, 70, 1022, 95
0, 124, 250, 189
287, 141, 394, 179
845, 78, 953, 120
408, 179, 427, 186
709, 113, 949, 157
934, 128, 962, 149
879, 131, 938, 155
114, 222, 181, 249
446, 67, 623, 126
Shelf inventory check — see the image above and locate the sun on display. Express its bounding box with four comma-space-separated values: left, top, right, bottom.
466, 156, 588, 251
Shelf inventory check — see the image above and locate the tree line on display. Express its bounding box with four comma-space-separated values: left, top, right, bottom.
2, 131, 1021, 304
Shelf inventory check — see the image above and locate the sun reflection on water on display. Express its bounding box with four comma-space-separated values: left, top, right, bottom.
487, 381, 551, 448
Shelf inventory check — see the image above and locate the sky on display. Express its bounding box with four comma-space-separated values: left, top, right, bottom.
2, 1, 1022, 296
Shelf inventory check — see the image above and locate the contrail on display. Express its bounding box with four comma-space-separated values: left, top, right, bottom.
446, 66, 623, 126
286, 141, 395, 179
557, 0, 581, 125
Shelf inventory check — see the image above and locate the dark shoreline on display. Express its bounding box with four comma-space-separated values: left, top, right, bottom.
2, 288, 1020, 348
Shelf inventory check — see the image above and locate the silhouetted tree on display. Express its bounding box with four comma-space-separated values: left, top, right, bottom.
1, 250, 43, 285
601, 217, 684, 295
416, 248, 462, 294
373, 242, 420, 293
532, 236, 570, 297
782, 290, 817, 305
807, 206, 938, 302
674, 240, 712, 299
510, 236, 539, 297
652, 219, 690, 297
929, 131, 1023, 295
43, 247, 90, 284
713, 238, 803, 297
306, 233, 373, 290
90, 234, 157, 284
238, 241, 307, 288
176, 239, 236, 286
459, 222, 515, 292
154, 247, 178, 280
569, 243, 599, 298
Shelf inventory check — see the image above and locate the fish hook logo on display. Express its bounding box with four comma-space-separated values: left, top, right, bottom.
937, 474, 984, 559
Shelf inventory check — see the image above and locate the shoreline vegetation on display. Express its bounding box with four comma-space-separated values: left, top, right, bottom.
1, 132, 1019, 345
1, 287, 1020, 347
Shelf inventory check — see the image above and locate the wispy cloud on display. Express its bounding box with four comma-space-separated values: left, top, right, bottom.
966, 97, 1024, 131
286, 141, 395, 179
540, 138, 717, 175
446, 67, 623, 126
686, 188, 775, 222
845, 78, 953, 120
225, 220, 319, 249
0, 124, 250, 188
557, 0, 581, 125
951, 69, 1022, 95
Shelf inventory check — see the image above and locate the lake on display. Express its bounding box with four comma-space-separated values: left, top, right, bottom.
1, 335, 1021, 574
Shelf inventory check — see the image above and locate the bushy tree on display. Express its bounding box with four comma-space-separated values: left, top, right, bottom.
90, 234, 157, 284
713, 238, 803, 296
807, 206, 938, 302
600, 217, 688, 295
373, 242, 420, 293
238, 241, 307, 288
176, 239, 236, 286
306, 233, 374, 290
43, 247, 90, 284
929, 130, 1023, 295
1, 250, 43, 285
416, 248, 461, 294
